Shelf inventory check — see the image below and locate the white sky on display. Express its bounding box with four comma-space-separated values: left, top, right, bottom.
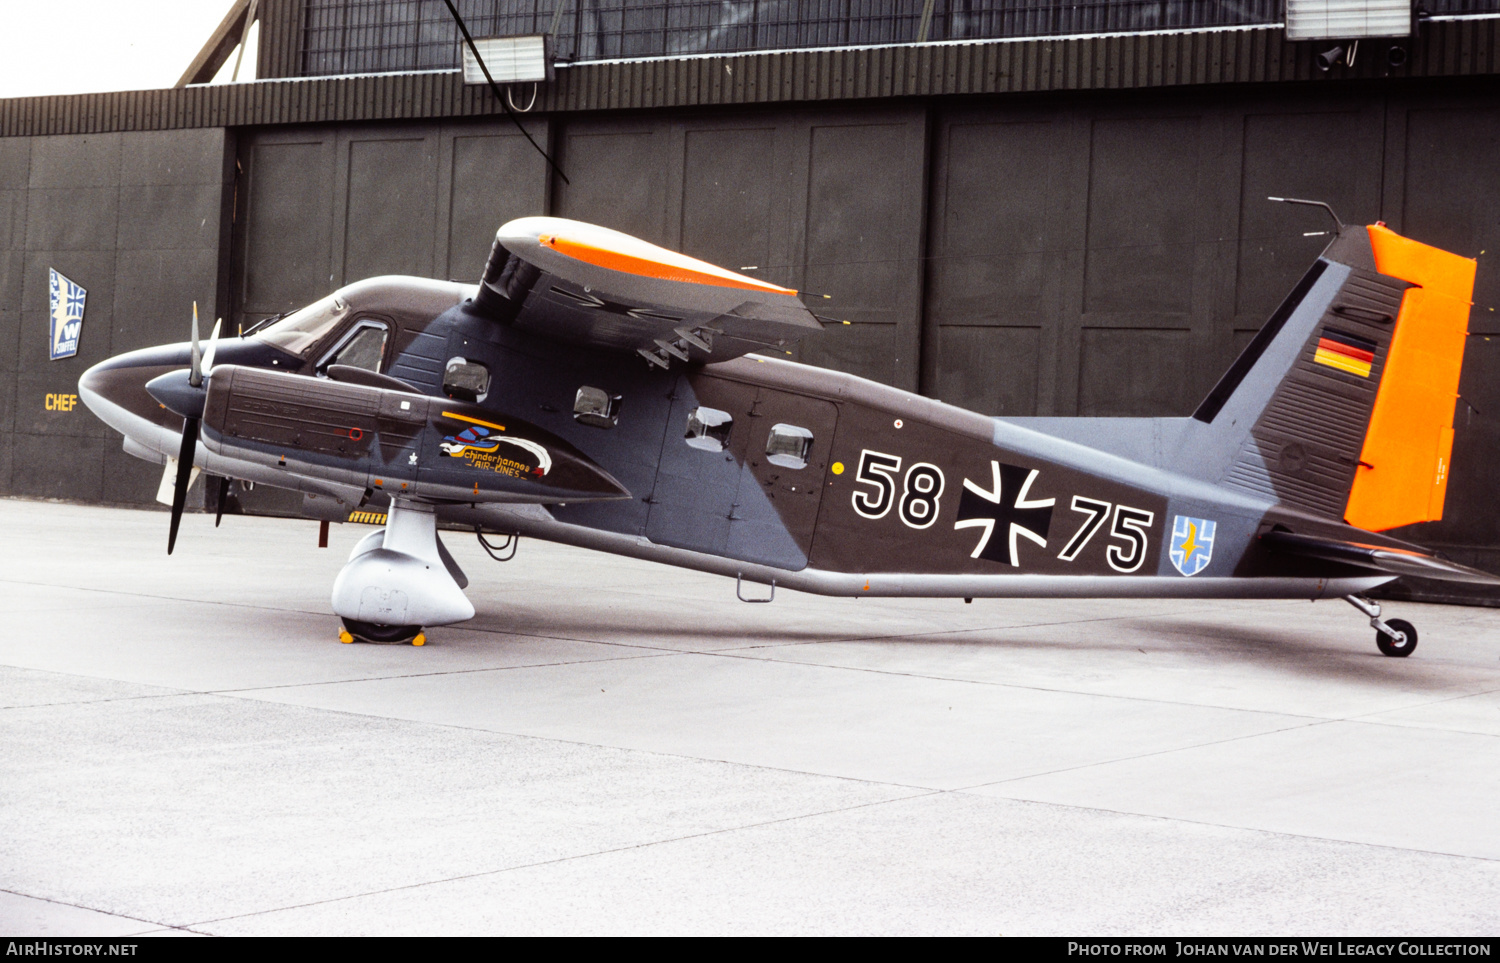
0, 1, 259, 99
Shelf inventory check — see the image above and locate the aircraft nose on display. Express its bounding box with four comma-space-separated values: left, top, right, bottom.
77, 345, 194, 450
77, 357, 122, 420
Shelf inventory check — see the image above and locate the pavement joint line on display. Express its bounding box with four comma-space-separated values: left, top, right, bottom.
955, 695, 1500, 796
0, 576, 338, 619
174, 788, 945, 931
693, 609, 1207, 653
0, 575, 788, 655
205, 649, 681, 694
700, 638, 1500, 716
0, 885, 176, 932
957, 716, 1342, 793
945, 791, 1500, 866
702, 647, 1342, 722
0, 691, 196, 712
201, 684, 942, 794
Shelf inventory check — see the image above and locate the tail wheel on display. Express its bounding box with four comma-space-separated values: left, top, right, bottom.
340, 618, 424, 645
1376, 618, 1418, 658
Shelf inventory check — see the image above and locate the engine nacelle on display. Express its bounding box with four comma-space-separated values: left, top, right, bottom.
199, 364, 630, 506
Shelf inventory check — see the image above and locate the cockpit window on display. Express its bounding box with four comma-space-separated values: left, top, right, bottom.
328, 323, 388, 372
257, 294, 349, 358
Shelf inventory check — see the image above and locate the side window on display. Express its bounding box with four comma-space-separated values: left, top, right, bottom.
319, 320, 387, 374
765, 424, 813, 469
443, 357, 491, 403
574, 386, 622, 428
685, 406, 733, 452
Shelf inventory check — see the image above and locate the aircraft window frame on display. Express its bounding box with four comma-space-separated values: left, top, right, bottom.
314, 319, 390, 376
685, 406, 733, 452
574, 386, 622, 428
765, 423, 814, 469
258, 294, 350, 359
443, 357, 491, 403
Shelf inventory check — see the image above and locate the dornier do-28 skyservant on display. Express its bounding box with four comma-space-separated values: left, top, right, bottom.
78, 205, 1498, 654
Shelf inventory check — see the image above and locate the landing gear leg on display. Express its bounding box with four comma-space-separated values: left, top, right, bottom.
1343, 594, 1418, 657
329, 497, 472, 648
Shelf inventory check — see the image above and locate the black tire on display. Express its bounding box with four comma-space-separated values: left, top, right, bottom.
341, 617, 422, 644
1376, 618, 1418, 658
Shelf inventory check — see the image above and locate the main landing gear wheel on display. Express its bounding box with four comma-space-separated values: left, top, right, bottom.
1344, 595, 1418, 659
1376, 618, 1418, 658
340, 618, 426, 646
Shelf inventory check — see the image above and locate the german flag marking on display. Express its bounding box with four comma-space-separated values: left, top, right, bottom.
1314, 328, 1377, 378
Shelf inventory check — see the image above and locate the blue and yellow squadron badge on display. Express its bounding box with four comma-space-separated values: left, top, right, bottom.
1169, 515, 1216, 576
48, 268, 87, 360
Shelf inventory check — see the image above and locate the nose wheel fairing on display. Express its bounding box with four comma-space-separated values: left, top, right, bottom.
331, 498, 475, 640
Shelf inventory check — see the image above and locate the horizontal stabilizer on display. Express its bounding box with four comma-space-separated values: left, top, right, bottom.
1261, 530, 1500, 585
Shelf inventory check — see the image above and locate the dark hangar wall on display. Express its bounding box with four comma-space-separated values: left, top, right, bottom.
0, 129, 232, 504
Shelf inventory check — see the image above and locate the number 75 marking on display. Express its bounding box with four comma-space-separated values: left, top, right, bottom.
1057, 496, 1155, 573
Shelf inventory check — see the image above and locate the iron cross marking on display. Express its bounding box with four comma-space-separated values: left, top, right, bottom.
954, 461, 1056, 567
552, 286, 681, 322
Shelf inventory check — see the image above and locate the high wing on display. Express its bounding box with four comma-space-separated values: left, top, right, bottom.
1261, 530, 1500, 585
471, 216, 823, 368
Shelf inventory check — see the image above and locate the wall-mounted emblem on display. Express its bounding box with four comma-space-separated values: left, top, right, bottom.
48, 268, 87, 360
1169, 515, 1216, 576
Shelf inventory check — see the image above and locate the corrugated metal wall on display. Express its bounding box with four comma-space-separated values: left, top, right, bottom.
6, 21, 1500, 137
294, 0, 1285, 74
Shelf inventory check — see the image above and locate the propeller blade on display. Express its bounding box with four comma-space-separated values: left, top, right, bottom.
202, 317, 222, 378
214, 475, 230, 528
189, 302, 203, 388
168, 415, 199, 555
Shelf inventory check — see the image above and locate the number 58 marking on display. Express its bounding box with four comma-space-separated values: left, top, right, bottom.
851, 449, 945, 530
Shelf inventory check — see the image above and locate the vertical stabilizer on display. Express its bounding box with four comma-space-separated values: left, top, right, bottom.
1190, 224, 1474, 529
1343, 226, 1476, 530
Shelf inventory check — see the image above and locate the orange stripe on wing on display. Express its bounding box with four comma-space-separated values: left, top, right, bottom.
540, 235, 797, 295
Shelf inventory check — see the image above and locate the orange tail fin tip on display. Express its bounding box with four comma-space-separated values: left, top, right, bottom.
1344, 225, 1477, 531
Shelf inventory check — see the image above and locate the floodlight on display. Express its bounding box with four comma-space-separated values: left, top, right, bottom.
1286, 0, 1412, 41
461, 35, 553, 85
